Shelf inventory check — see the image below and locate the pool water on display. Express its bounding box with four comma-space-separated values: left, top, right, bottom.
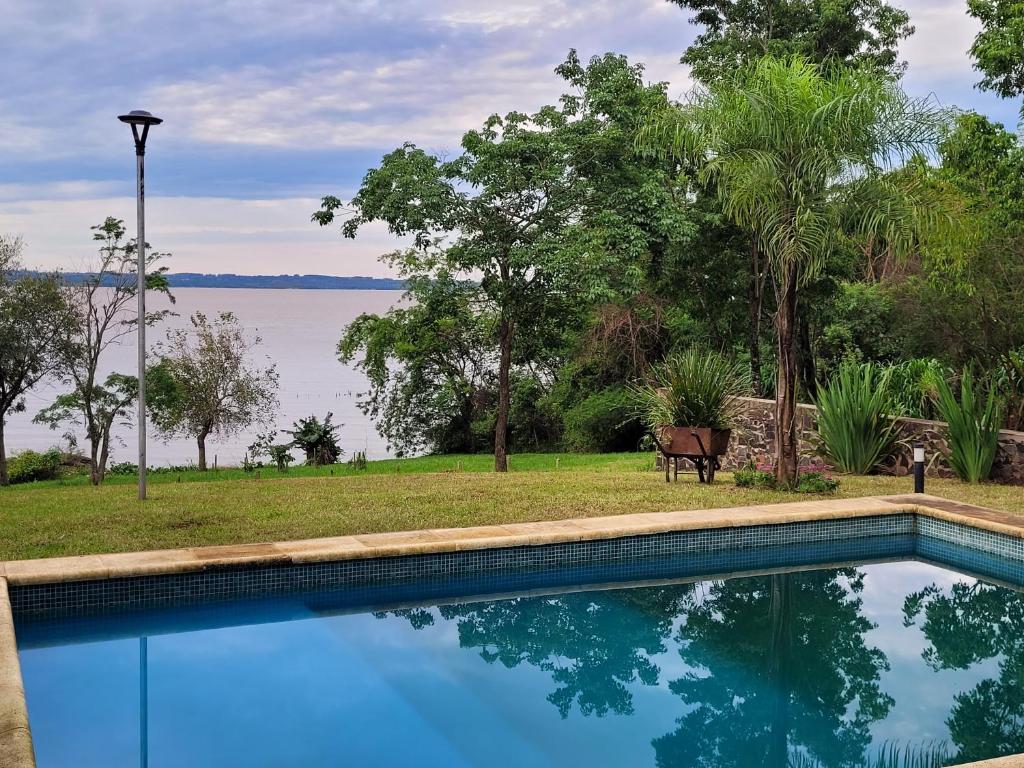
15, 557, 1024, 767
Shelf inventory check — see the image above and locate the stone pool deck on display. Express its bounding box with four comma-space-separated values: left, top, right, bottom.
2, 492, 1023, 767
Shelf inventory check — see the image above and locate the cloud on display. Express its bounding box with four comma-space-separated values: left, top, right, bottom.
0, 196, 405, 276
140, 1, 691, 152
0, 0, 1019, 279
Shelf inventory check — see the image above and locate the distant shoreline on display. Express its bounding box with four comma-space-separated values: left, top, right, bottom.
24, 271, 407, 291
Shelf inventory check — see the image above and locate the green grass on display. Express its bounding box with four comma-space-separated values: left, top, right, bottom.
2, 452, 1022, 561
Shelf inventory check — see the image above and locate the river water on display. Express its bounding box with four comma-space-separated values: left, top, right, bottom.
5, 288, 403, 467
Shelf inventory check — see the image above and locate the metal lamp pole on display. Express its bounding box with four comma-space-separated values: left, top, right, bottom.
118, 110, 162, 501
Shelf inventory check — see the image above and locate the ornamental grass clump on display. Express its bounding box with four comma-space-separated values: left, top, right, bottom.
933, 368, 1003, 483
813, 363, 901, 475
631, 349, 749, 432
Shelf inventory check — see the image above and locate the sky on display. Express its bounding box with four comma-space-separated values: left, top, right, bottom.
0, 0, 1020, 277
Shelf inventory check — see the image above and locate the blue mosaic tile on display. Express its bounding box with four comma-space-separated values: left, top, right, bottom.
15, 510, 1024, 623
11, 514, 916, 621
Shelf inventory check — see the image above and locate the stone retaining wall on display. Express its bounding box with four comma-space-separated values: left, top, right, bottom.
721, 397, 1024, 484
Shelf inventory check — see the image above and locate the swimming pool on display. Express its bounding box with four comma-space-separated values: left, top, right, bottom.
12, 516, 1024, 768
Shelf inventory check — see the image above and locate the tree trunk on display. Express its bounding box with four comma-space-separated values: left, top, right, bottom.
197, 431, 209, 471
774, 264, 800, 488
89, 435, 102, 486
96, 430, 110, 486
0, 422, 8, 486
798, 310, 817, 399
749, 242, 765, 397
494, 317, 512, 473
766, 573, 793, 766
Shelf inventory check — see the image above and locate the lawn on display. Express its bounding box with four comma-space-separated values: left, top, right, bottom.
2, 452, 1021, 561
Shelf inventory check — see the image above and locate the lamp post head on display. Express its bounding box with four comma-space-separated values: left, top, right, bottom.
118, 110, 162, 155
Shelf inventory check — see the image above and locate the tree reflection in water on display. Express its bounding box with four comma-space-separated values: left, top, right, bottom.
381, 586, 694, 717
378, 568, 897, 766
655, 570, 892, 768
904, 579, 1024, 762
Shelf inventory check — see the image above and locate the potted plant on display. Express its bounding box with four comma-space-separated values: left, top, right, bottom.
632, 349, 749, 481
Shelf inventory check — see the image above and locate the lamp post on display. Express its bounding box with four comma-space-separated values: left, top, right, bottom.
118, 110, 162, 501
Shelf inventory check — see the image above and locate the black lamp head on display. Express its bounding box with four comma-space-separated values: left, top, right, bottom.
118, 110, 162, 154
118, 110, 163, 127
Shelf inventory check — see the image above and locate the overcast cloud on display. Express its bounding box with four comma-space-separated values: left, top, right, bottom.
0, 0, 1018, 275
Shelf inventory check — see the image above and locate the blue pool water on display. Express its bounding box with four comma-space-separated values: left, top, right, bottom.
15, 543, 1024, 767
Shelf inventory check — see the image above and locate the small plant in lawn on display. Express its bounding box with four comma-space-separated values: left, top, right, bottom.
734, 459, 775, 488
734, 458, 838, 494
814, 362, 901, 475
248, 431, 294, 473
286, 413, 343, 466
932, 368, 1003, 483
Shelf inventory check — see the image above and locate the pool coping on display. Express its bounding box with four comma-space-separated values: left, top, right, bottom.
2, 492, 1023, 767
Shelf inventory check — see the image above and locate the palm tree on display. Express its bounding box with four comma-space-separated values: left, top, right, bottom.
640, 56, 952, 486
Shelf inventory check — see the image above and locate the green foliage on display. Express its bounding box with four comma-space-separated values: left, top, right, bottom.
639, 55, 952, 484
733, 461, 776, 489
562, 387, 643, 452
632, 348, 749, 431
348, 451, 368, 471
0, 235, 78, 485
932, 368, 1003, 483
286, 413, 343, 466
813, 363, 901, 474
267, 445, 294, 472
733, 459, 839, 493
884, 358, 946, 420
670, 0, 914, 84
247, 431, 294, 472
148, 312, 279, 470
7, 449, 63, 484
795, 470, 840, 494
816, 282, 901, 378
37, 218, 172, 485
997, 347, 1024, 430
339, 273, 492, 456
320, 51, 686, 470
968, 0, 1024, 116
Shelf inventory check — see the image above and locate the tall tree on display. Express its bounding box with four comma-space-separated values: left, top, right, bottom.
640, 57, 949, 485
35, 218, 172, 485
670, 0, 914, 84
0, 237, 77, 485
148, 312, 279, 471
339, 270, 493, 456
316, 98, 595, 472
968, 0, 1024, 118
672, 0, 914, 394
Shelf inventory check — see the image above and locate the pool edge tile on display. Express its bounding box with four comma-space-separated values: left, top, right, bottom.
0, 579, 35, 768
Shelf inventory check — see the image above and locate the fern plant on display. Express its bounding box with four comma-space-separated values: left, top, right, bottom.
631, 349, 750, 432
933, 368, 1003, 483
814, 363, 901, 474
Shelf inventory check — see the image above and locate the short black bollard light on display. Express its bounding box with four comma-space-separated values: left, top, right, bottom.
913, 444, 925, 494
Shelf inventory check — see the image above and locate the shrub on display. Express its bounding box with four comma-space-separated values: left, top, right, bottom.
563, 387, 643, 452
885, 358, 946, 420
348, 451, 368, 470
733, 460, 775, 488
795, 471, 839, 494
107, 461, 138, 476
632, 348, 749, 432
734, 458, 838, 494
8, 448, 63, 484
286, 413, 343, 465
933, 368, 1003, 483
813, 363, 901, 475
